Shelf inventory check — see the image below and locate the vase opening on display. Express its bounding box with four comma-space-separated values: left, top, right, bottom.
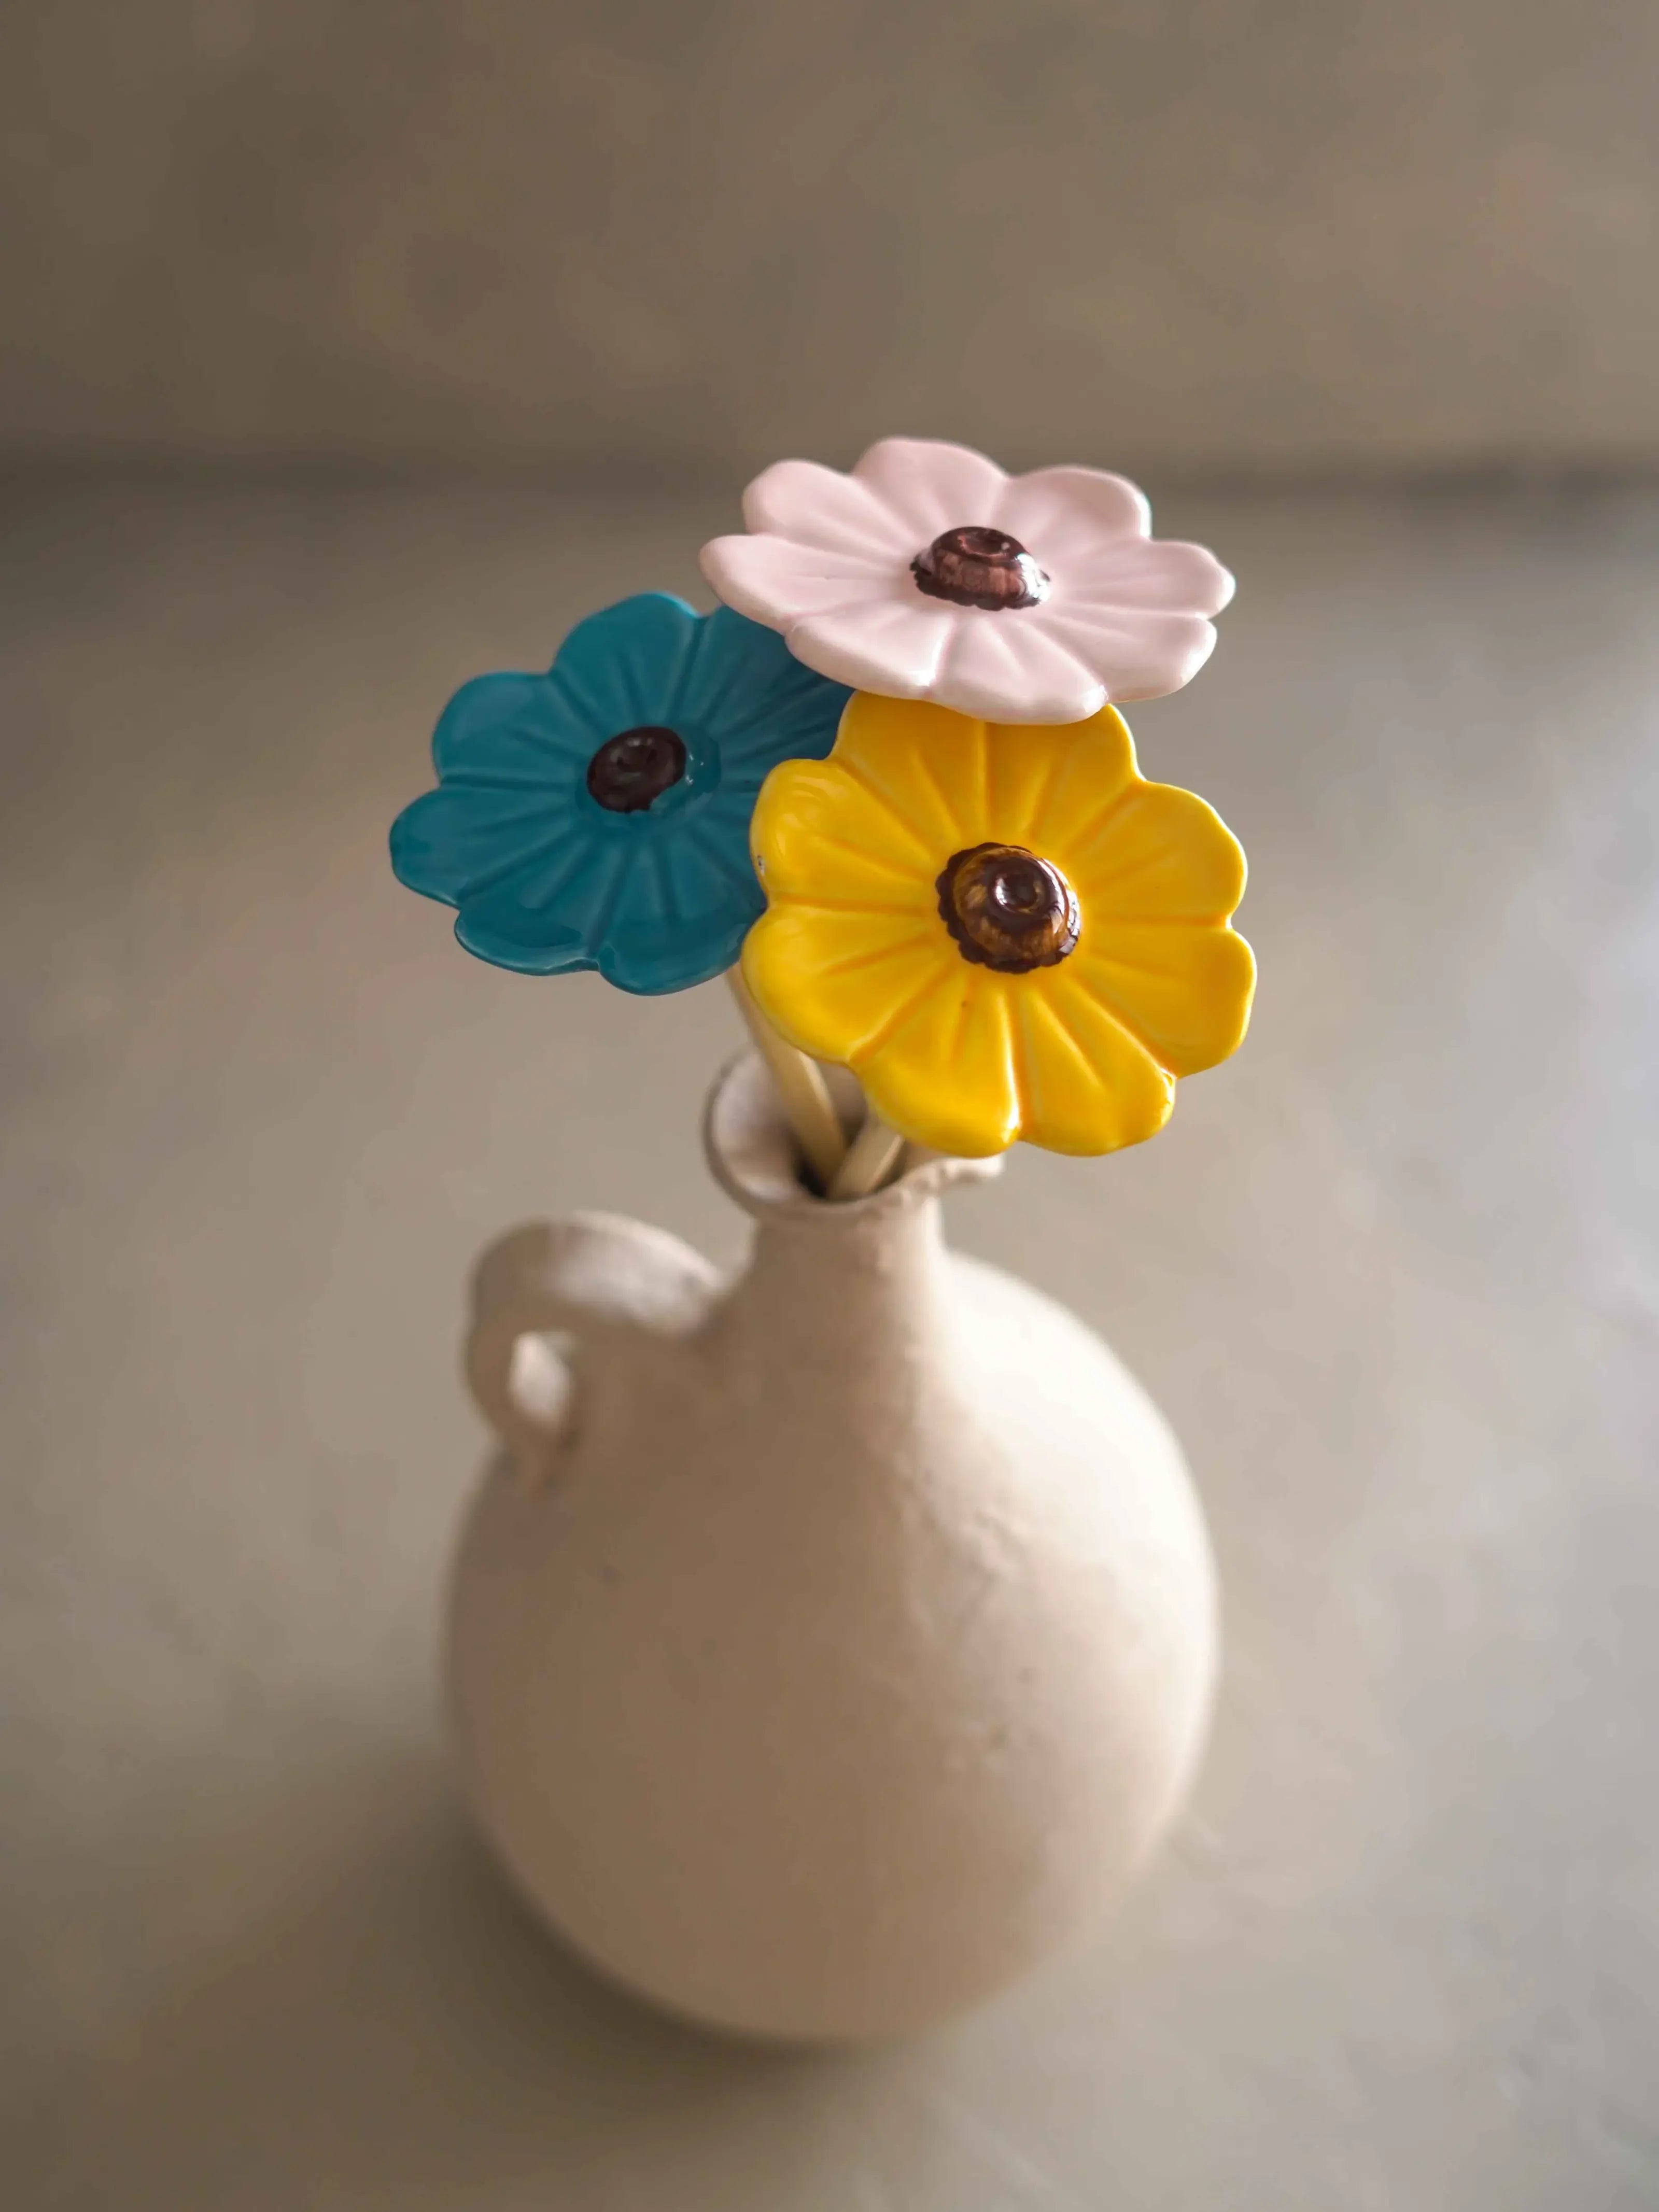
705, 1053, 1002, 1221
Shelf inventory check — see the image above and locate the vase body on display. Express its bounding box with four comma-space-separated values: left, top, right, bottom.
447, 1054, 1218, 2042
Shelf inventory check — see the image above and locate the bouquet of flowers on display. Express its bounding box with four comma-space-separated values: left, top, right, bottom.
390, 437, 1254, 1199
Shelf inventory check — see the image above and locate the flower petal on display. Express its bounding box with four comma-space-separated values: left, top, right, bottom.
395, 594, 838, 995
547, 591, 700, 736
699, 533, 897, 629
859, 968, 1021, 1157
703, 449, 1232, 721
390, 783, 571, 904
977, 721, 1074, 849
741, 458, 914, 560
738, 689, 1255, 1156
1019, 703, 1141, 858
742, 902, 947, 1064
995, 466, 1151, 559
431, 672, 592, 778
851, 436, 1010, 542
672, 604, 849, 773
784, 597, 955, 700
1062, 537, 1236, 617
1066, 782, 1245, 925
601, 908, 749, 994
751, 757, 937, 911
1071, 925, 1256, 1076
1008, 974, 1176, 1156
932, 610, 1106, 724
1031, 603, 1220, 701
598, 834, 755, 995
455, 835, 628, 976
831, 692, 981, 854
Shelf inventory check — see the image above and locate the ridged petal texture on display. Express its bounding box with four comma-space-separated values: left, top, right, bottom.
390, 594, 852, 994
701, 438, 1234, 724
743, 693, 1255, 1157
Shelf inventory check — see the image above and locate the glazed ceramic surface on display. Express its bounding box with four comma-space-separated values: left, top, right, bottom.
699, 436, 1234, 723
447, 1053, 1218, 2041
390, 594, 850, 993
744, 694, 1254, 1159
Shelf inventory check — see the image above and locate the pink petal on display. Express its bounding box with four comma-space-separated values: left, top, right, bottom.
995, 466, 1152, 560
852, 437, 1010, 542
742, 458, 914, 560
786, 597, 956, 698
1033, 604, 1219, 701
700, 532, 897, 626
930, 610, 1106, 724
1062, 537, 1236, 616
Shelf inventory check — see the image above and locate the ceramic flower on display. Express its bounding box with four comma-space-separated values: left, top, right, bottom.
742, 695, 1254, 1158
390, 593, 851, 995
700, 437, 1234, 725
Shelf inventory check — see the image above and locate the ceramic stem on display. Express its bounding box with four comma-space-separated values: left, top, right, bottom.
725, 967, 848, 1190
826, 1110, 907, 1202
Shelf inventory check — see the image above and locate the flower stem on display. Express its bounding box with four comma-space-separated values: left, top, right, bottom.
725, 967, 849, 1190
826, 1110, 906, 1203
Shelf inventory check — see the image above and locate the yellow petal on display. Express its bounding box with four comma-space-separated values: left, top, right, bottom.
742, 901, 947, 1065
744, 694, 1255, 1163
1022, 703, 1141, 853
1061, 781, 1245, 924
974, 720, 1076, 847
751, 757, 936, 913
1009, 971, 1176, 1156
1071, 924, 1256, 1077
831, 692, 983, 854
857, 968, 1022, 1157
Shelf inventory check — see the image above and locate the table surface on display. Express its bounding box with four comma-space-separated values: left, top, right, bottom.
2, 478, 1655, 2210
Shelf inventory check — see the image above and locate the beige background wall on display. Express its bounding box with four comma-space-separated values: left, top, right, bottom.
4, 0, 1659, 478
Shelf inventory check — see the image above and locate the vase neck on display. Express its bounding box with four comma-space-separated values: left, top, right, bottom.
702, 1051, 1002, 1391
728, 1189, 951, 1375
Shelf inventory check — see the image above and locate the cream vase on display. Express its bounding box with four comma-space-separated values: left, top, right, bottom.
447, 1051, 1218, 2041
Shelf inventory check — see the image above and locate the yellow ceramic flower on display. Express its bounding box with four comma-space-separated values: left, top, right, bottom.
742, 695, 1255, 1158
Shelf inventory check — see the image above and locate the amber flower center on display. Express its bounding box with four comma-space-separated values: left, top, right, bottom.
937, 843, 1080, 972
586, 724, 687, 812
911, 525, 1049, 611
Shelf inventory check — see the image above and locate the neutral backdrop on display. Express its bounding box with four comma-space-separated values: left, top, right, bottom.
5, 6, 1659, 2206
5, 0, 1659, 475
3, 475, 1657, 2209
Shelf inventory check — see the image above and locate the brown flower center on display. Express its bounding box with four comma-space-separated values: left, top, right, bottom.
937, 843, 1080, 973
586, 724, 687, 812
911, 525, 1049, 611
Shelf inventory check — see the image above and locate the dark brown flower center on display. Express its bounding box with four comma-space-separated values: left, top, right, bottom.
937, 843, 1080, 973
586, 724, 687, 812
911, 525, 1049, 611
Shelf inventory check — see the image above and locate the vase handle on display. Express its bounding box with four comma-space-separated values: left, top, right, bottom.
465, 1212, 721, 1491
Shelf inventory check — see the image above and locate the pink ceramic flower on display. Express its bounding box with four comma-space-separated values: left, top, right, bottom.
700, 438, 1234, 724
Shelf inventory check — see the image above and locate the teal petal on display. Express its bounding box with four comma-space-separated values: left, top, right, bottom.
546, 593, 700, 736
389, 786, 577, 907
677, 605, 847, 766
456, 837, 633, 973
389, 593, 849, 994
432, 672, 595, 780
597, 825, 761, 994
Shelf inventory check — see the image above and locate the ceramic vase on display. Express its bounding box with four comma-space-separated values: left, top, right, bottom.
447, 1051, 1218, 2042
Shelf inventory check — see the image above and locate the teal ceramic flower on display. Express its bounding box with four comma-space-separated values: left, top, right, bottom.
390, 594, 852, 994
